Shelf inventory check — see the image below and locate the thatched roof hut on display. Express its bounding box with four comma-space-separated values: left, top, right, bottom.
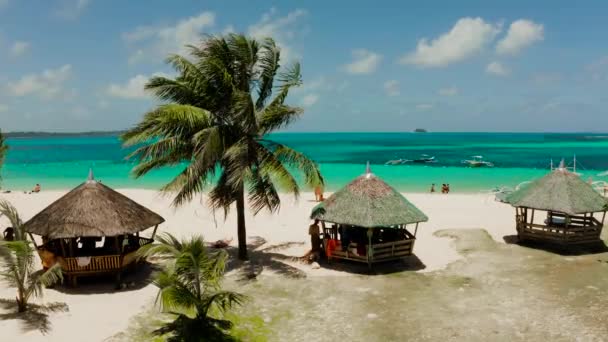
311, 165, 428, 227
505, 168, 608, 215
23, 171, 165, 239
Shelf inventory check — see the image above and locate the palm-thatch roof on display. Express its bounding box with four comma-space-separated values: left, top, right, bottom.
22, 171, 164, 239
505, 167, 608, 215
311, 165, 428, 228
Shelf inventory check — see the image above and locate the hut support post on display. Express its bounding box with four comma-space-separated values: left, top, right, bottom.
414, 223, 419, 237
28, 233, 38, 248
531, 209, 535, 225
602, 211, 606, 225
367, 228, 373, 270
151, 225, 159, 240
60, 239, 67, 258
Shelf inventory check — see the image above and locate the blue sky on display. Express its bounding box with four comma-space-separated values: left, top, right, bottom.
1, 0, 608, 132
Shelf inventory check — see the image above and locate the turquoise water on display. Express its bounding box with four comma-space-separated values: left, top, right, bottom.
2, 132, 608, 192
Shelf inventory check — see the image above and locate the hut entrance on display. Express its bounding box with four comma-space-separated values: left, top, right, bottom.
322, 223, 418, 266
22, 170, 164, 286
516, 208, 606, 244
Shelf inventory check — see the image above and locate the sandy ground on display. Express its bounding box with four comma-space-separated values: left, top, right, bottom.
0, 190, 530, 341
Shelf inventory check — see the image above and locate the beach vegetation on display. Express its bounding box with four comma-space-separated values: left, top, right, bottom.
138, 233, 247, 341
0, 200, 62, 313
122, 33, 323, 260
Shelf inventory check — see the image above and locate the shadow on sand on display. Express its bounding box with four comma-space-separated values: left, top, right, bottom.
0, 299, 69, 334
222, 235, 425, 279
503, 234, 608, 256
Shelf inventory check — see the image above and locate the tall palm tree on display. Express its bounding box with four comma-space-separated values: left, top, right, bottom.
0, 200, 62, 313
122, 34, 323, 260
138, 233, 246, 341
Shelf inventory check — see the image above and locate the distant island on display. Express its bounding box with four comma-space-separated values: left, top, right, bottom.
414, 128, 428, 133
4, 131, 125, 138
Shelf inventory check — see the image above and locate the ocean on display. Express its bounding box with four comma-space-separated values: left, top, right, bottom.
2, 132, 608, 193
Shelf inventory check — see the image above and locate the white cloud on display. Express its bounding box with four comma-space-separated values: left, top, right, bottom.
222, 25, 236, 35
384, 80, 400, 96
401, 17, 501, 68
343, 49, 382, 74
486, 61, 509, 76
416, 103, 434, 111
6, 64, 72, 99
10, 41, 30, 57
496, 19, 544, 55
55, 0, 91, 19
106, 73, 169, 99
300, 94, 319, 107
248, 8, 307, 62
123, 11, 215, 63
438, 87, 459, 96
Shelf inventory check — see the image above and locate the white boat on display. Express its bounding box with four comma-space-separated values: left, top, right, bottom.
410, 154, 437, 164
462, 155, 494, 168
385, 158, 407, 165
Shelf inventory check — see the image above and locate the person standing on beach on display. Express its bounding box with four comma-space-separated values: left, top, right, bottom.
309, 219, 321, 256
430, 184, 436, 193
314, 185, 324, 202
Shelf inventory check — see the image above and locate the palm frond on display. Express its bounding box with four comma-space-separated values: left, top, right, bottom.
264, 141, 324, 189
257, 103, 302, 135
0, 200, 24, 240
255, 38, 281, 110
268, 62, 302, 108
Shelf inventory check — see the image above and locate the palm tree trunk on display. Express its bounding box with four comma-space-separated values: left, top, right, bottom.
236, 185, 248, 260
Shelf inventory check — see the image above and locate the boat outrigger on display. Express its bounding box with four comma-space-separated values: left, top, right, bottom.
462, 155, 494, 168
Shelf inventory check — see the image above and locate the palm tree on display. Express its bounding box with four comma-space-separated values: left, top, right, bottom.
122, 34, 323, 260
138, 233, 246, 341
0, 200, 62, 313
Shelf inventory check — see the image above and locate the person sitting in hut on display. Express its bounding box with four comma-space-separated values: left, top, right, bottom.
3, 227, 14, 241
309, 220, 321, 258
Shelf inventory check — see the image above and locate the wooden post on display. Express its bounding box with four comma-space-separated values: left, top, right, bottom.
531, 209, 535, 225
28, 233, 38, 248
60, 239, 67, 257
367, 228, 373, 270
602, 211, 606, 225
414, 223, 419, 237
68, 238, 74, 257
151, 225, 159, 240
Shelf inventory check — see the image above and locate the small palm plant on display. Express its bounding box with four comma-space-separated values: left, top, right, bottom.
0, 200, 62, 312
138, 233, 246, 341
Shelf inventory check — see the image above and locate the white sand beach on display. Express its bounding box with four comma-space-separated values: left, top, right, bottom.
0, 189, 517, 342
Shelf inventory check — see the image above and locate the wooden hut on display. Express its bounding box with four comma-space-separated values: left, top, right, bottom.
504, 165, 608, 245
310, 164, 428, 268
22, 170, 164, 285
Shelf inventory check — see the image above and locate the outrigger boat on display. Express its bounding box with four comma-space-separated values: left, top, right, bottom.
462, 155, 494, 168
385, 154, 437, 165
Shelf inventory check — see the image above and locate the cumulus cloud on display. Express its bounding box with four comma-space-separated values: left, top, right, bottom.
6, 64, 73, 99
55, 0, 91, 19
300, 94, 319, 107
401, 17, 501, 68
248, 8, 307, 62
123, 12, 215, 63
438, 87, 459, 96
10, 41, 30, 57
384, 80, 400, 96
486, 61, 509, 76
496, 19, 544, 55
343, 49, 382, 74
106, 73, 169, 99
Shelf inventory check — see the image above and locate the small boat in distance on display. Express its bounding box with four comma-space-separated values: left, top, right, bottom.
411, 154, 437, 164
462, 155, 494, 168
385, 154, 437, 165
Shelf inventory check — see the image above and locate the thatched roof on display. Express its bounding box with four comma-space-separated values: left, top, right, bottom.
23, 171, 164, 239
505, 167, 608, 215
311, 165, 428, 228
